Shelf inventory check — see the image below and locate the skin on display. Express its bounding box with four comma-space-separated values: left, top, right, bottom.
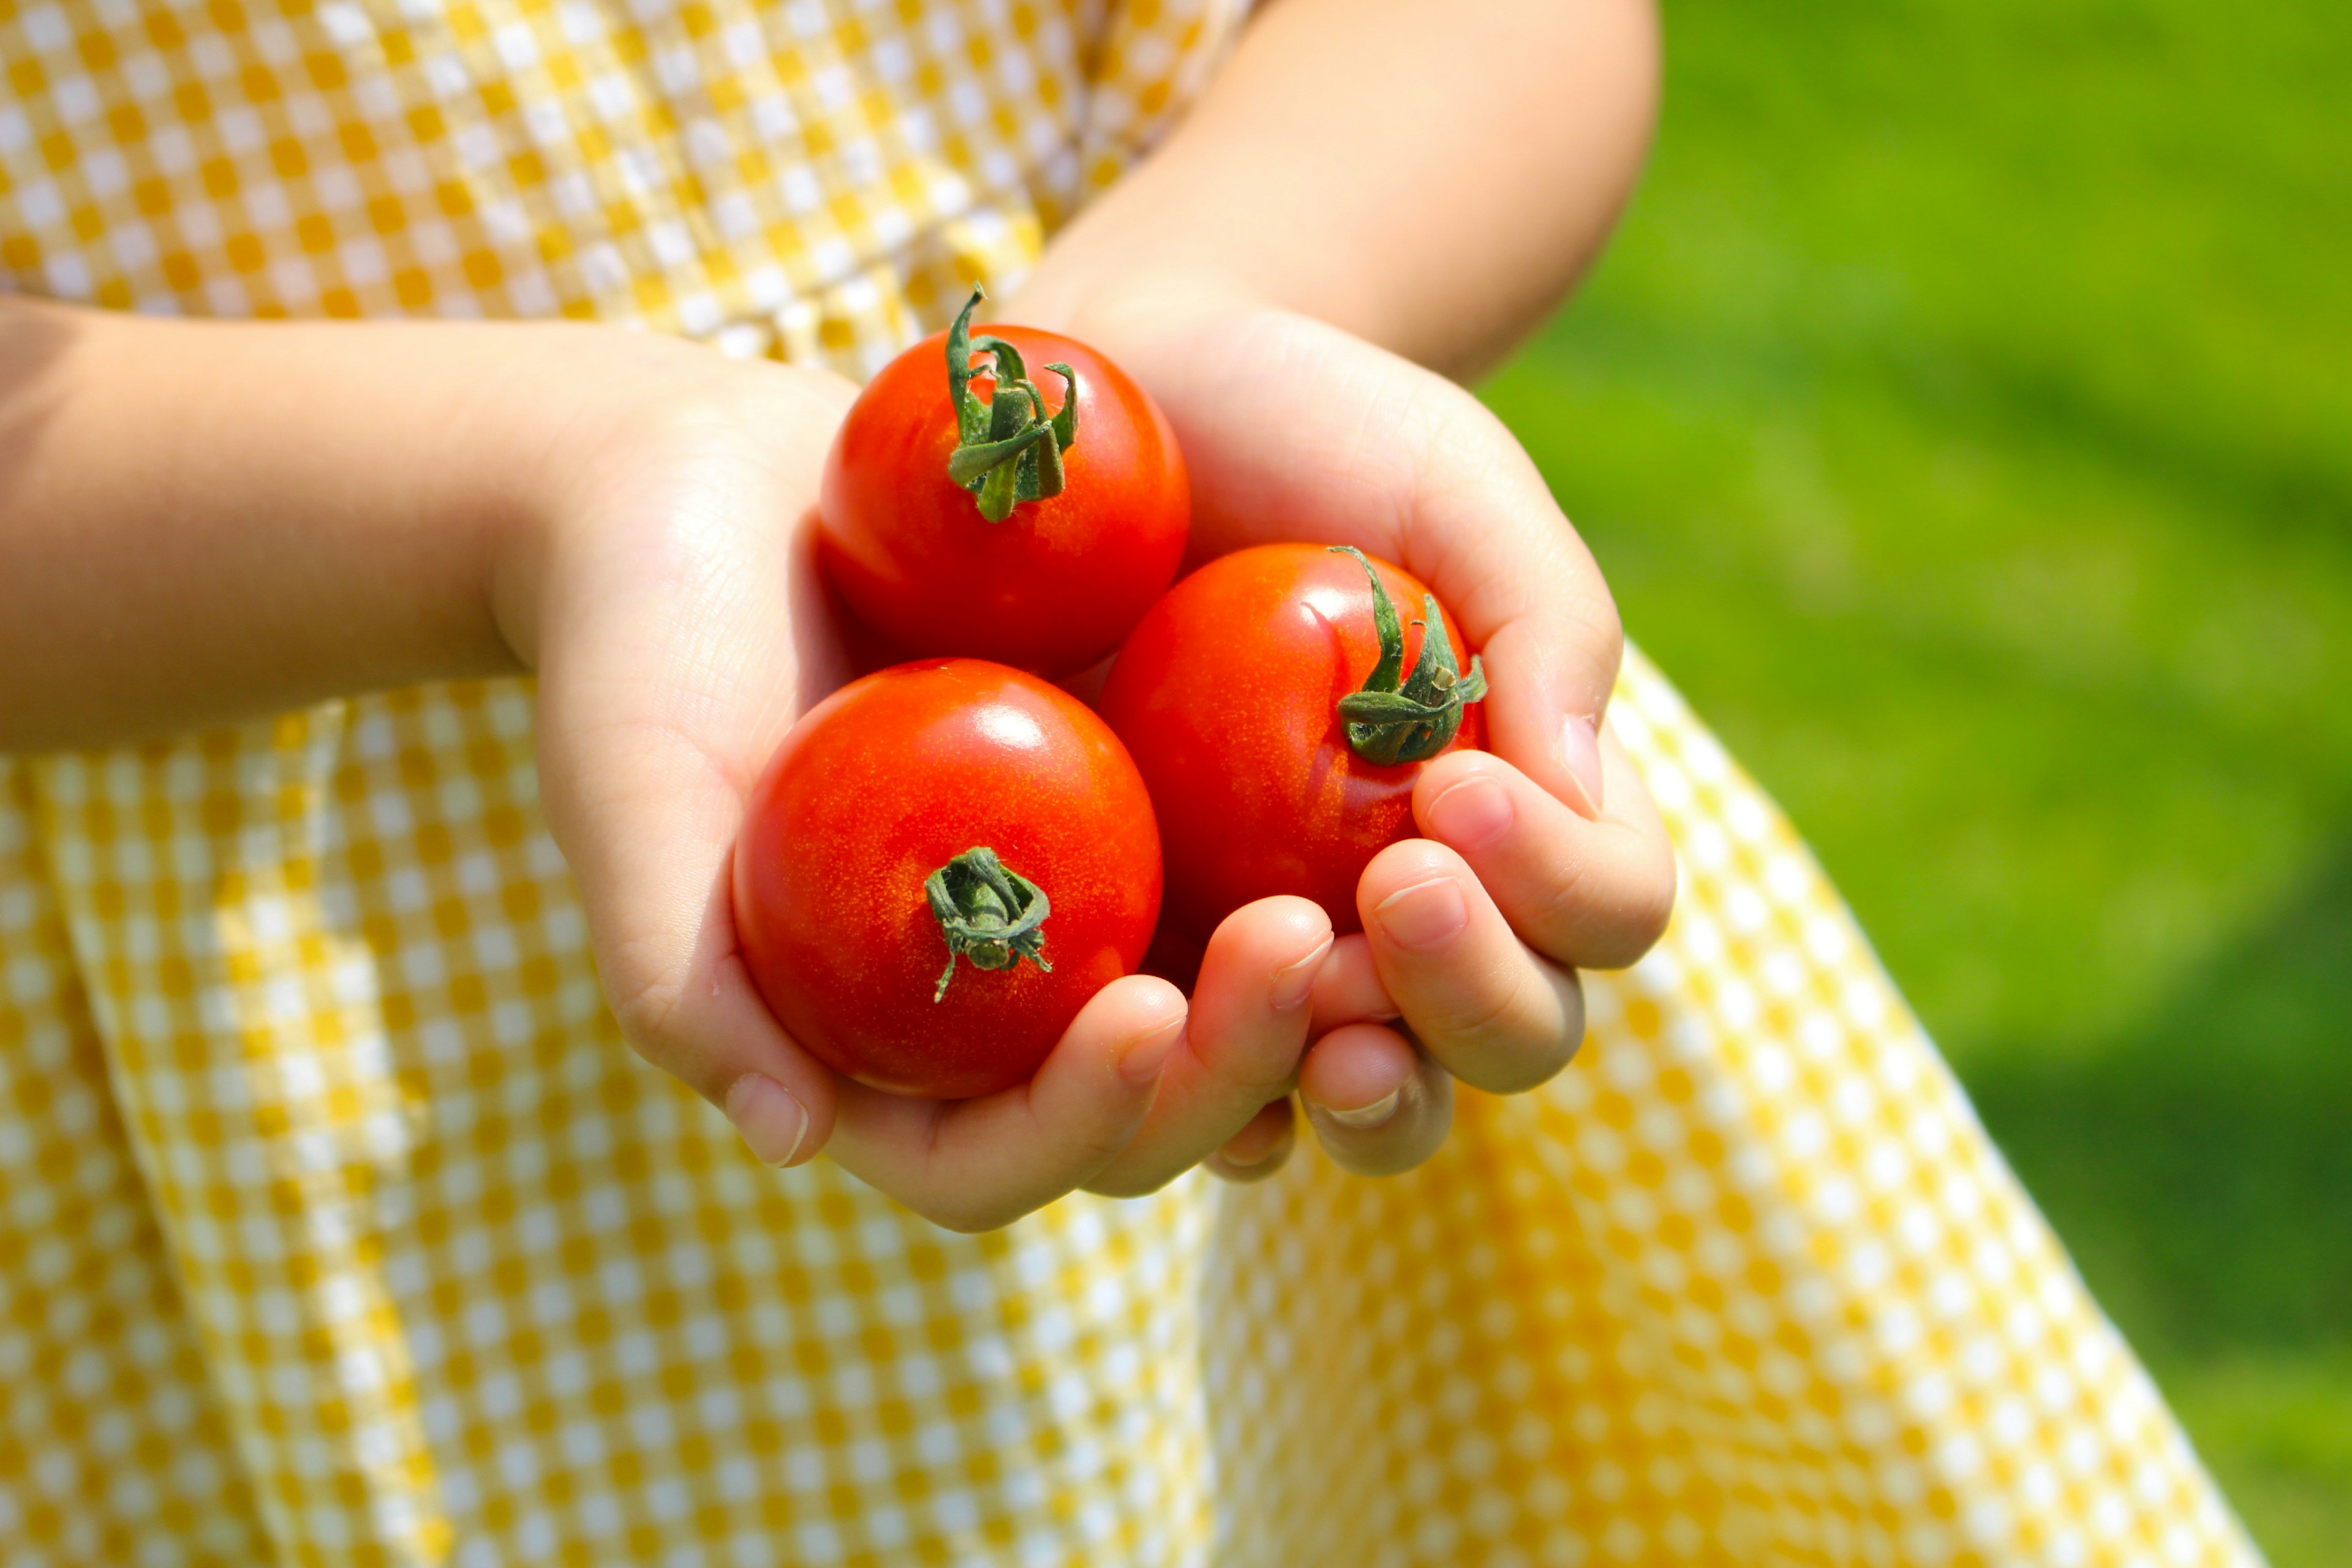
0, 0, 1672, 1228
819, 326, 1189, 676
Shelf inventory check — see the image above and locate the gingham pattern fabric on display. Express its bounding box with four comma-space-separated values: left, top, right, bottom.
0, 2, 2260, 1564
0, 0, 1237, 372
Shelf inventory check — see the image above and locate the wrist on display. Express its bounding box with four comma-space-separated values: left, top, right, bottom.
486, 334, 856, 682
478, 328, 786, 669
0, 308, 616, 748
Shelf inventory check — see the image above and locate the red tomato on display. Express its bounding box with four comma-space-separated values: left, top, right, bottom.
734, 659, 1163, 1100
820, 290, 1190, 678
1096, 543, 1487, 942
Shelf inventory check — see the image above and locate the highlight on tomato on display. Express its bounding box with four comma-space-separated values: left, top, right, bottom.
733, 658, 1163, 1100
818, 289, 1190, 677
1096, 543, 1487, 943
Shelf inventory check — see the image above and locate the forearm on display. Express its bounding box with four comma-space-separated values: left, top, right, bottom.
0, 301, 701, 751
1014, 0, 1659, 379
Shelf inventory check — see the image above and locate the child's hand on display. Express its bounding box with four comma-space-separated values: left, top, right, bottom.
0, 300, 1366, 1232
5, 295, 1655, 1227
1002, 292, 1679, 1188
512, 344, 1338, 1231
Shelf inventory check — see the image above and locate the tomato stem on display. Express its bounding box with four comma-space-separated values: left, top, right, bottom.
946, 287, 1081, 522
925, 845, 1054, 1000
1329, 546, 1490, 766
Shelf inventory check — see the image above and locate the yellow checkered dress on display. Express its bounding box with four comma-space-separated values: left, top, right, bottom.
0, 2, 2261, 1564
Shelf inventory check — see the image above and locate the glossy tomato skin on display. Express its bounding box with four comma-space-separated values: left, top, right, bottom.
1096, 543, 1485, 942
734, 660, 1163, 1100
820, 325, 1190, 677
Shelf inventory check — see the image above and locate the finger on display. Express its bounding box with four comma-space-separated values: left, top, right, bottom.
530, 367, 861, 1171
1083, 896, 1332, 1197
568, 754, 842, 1172
630, 853, 841, 1169
1204, 1097, 1297, 1185
1357, 837, 1585, 1094
1308, 933, 1400, 1033
1298, 1023, 1455, 1177
1118, 311, 1624, 817
1414, 730, 1675, 971
568, 750, 840, 1172
824, 974, 1187, 1232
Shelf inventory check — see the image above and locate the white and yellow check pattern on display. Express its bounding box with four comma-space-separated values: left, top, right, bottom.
0, 1, 2260, 1563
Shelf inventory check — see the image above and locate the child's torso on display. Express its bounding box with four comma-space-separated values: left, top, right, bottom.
0, 5, 2261, 1565
0, 0, 1246, 368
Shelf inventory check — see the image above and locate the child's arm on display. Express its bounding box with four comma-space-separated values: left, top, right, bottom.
1016, 0, 1659, 378
0, 302, 575, 747
1009, 0, 1678, 1188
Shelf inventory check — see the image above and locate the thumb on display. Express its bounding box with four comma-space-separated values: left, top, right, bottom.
1108, 306, 1622, 816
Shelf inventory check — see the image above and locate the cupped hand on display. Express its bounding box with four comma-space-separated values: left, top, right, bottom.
502, 334, 1346, 1231
1008, 291, 1679, 1184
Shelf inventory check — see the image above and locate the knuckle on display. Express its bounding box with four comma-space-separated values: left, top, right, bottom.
1065, 1121, 1141, 1178
910, 1172, 1033, 1235
1037, 1087, 1148, 1178
1188, 1022, 1308, 1110
1584, 843, 1680, 970
1630, 851, 1679, 950
1526, 974, 1588, 1087
1225, 1056, 1306, 1106
1521, 832, 1678, 973
922, 1198, 1022, 1235
603, 942, 692, 1058
894, 1159, 1017, 1236
1479, 1045, 1574, 1097
1527, 850, 1601, 954
1586, 592, 1627, 661
1425, 968, 1580, 1094
1563, 598, 1627, 703
1421, 965, 1532, 1055
1085, 1164, 1183, 1201
1479, 1046, 1573, 1096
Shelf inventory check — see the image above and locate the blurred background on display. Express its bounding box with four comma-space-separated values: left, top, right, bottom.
1477, 0, 2351, 1561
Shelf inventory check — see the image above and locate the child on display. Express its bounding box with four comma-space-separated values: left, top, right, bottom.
0, 0, 2255, 1561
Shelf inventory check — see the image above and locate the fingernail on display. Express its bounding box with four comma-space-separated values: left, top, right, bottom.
724, 1074, 810, 1168
1218, 1140, 1283, 1171
1117, 1007, 1186, 1085
1373, 875, 1470, 951
1217, 1114, 1294, 1171
1559, 714, 1605, 820
1269, 934, 1335, 1011
1425, 774, 1515, 851
1316, 1087, 1403, 1131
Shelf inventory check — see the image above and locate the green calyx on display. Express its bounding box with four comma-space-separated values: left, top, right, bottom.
945, 287, 1081, 522
1330, 546, 1490, 766
924, 846, 1053, 1001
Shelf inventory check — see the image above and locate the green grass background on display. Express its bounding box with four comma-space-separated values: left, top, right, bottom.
1477, 0, 2352, 1560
